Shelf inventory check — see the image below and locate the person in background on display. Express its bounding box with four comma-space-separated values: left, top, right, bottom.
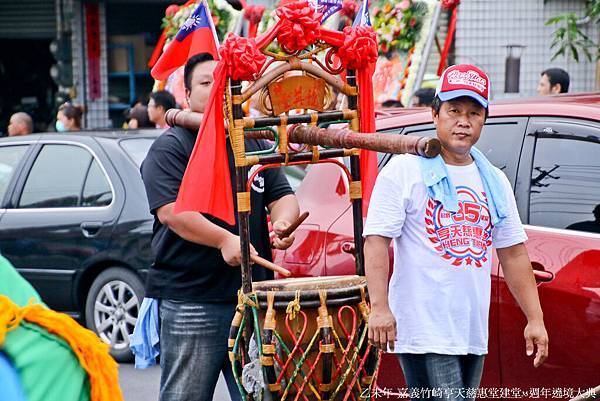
382, 99, 404, 108
8, 112, 33, 136
56, 103, 83, 132
147, 90, 177, 129
127, 104, 154, 129
412, 87, 436, 107
566, 204, 600, 234
537, 68, 569, 95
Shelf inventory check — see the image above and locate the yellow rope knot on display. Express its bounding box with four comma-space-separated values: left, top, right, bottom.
237, 289, 258, 309
285, 290, 301, 320
0, 296, 35, 345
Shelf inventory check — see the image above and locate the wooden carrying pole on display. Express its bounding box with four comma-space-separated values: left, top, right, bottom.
284, 125, 439, 157
165, 109, 441, 157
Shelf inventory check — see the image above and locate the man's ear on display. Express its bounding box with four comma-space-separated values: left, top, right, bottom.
431, 108, 438, 125
551, 84, 562, 94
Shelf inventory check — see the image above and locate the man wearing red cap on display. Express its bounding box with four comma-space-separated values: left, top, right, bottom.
364, 64, 548, 400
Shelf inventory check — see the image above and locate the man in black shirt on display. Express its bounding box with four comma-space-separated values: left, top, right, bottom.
141, 53, 299, 401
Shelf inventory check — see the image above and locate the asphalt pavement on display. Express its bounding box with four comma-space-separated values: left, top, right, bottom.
119, 363, 231, 401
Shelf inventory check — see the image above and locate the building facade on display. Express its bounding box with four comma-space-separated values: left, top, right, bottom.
455, 0, 599, 99
0, 0, 168, 132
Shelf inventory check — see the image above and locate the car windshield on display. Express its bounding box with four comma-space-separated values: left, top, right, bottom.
119, 138, 155, 167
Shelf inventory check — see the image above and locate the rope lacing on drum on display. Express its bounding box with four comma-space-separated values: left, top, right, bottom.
285, 290, 301, 320
237, 289, 258, 309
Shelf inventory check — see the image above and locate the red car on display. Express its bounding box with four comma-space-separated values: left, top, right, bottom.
274, 93, 600, 399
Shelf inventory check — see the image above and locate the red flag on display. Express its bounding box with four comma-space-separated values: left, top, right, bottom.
353, 2, 378, 216
358, 65, 378, 216
174, 34, 269, 225
151, 0, 220, 81
173, 61, 235, 224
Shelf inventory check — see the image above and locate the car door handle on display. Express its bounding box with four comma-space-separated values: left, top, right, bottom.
341, 241, 356, 255
80, 221, 103, 238
531, 262, 554, 283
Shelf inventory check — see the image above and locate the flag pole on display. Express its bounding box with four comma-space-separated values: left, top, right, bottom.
204, 0, 221, 49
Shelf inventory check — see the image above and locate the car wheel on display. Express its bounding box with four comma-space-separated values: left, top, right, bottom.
85, 267, 144, 362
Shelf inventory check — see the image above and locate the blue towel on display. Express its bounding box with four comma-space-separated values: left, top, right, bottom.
419, 147, 508, 226
129, 297, 160, 369
0, 352, 27, 401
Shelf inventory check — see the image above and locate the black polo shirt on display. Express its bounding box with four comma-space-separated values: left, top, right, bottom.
140, 126, 293, 303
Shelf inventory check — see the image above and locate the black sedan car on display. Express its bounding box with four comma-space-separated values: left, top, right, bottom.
0, 130, 158, 361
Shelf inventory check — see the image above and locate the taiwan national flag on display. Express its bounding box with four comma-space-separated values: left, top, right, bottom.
318, 0, 343, 23
352, 0, 371, 27
151, 0, 219, 81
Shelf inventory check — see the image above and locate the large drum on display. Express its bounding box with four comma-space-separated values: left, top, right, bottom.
229, 276, 379, 401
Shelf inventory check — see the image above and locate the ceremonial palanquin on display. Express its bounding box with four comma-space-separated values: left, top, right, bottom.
197, 3, 381, 399
164, 1, 440, 399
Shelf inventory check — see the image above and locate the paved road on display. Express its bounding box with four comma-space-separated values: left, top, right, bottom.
119, 364, 231, 401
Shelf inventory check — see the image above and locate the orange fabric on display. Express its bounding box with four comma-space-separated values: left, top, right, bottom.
0, 295, 123, 401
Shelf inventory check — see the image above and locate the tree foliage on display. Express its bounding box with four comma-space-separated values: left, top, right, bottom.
545, 0, 600, 62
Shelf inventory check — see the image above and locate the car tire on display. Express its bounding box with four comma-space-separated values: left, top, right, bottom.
85, 267, 144, 362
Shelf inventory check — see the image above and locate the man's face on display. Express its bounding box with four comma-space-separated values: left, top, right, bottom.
537, 74, 560, 96
8, 116, 24, 136
432, 98, 486, 160
185, 60, 218, 113
147, 98, 163, 124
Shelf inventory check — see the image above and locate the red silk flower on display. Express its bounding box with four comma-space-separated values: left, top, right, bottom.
441, 0, 460, 9
244, 4, 265, 38
276, 0, 322, 52
340, 0, 359, 19
244, 4, 266, 24
220, 34, 267, 81
337, 26, 378, 70
165, 4, 180, 17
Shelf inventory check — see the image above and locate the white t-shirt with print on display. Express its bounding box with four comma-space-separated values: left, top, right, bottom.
363, 154, 527, 355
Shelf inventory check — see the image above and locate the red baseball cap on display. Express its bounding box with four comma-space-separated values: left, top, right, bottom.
435, 64, 490, 108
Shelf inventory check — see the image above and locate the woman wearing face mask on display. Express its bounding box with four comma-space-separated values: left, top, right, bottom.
55, 103, 84, 132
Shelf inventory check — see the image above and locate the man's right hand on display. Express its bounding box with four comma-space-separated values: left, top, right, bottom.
368, 306, 397, 352
218, 233, 258, 266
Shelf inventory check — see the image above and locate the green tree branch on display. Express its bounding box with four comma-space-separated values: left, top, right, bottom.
546, 0, 600, 62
